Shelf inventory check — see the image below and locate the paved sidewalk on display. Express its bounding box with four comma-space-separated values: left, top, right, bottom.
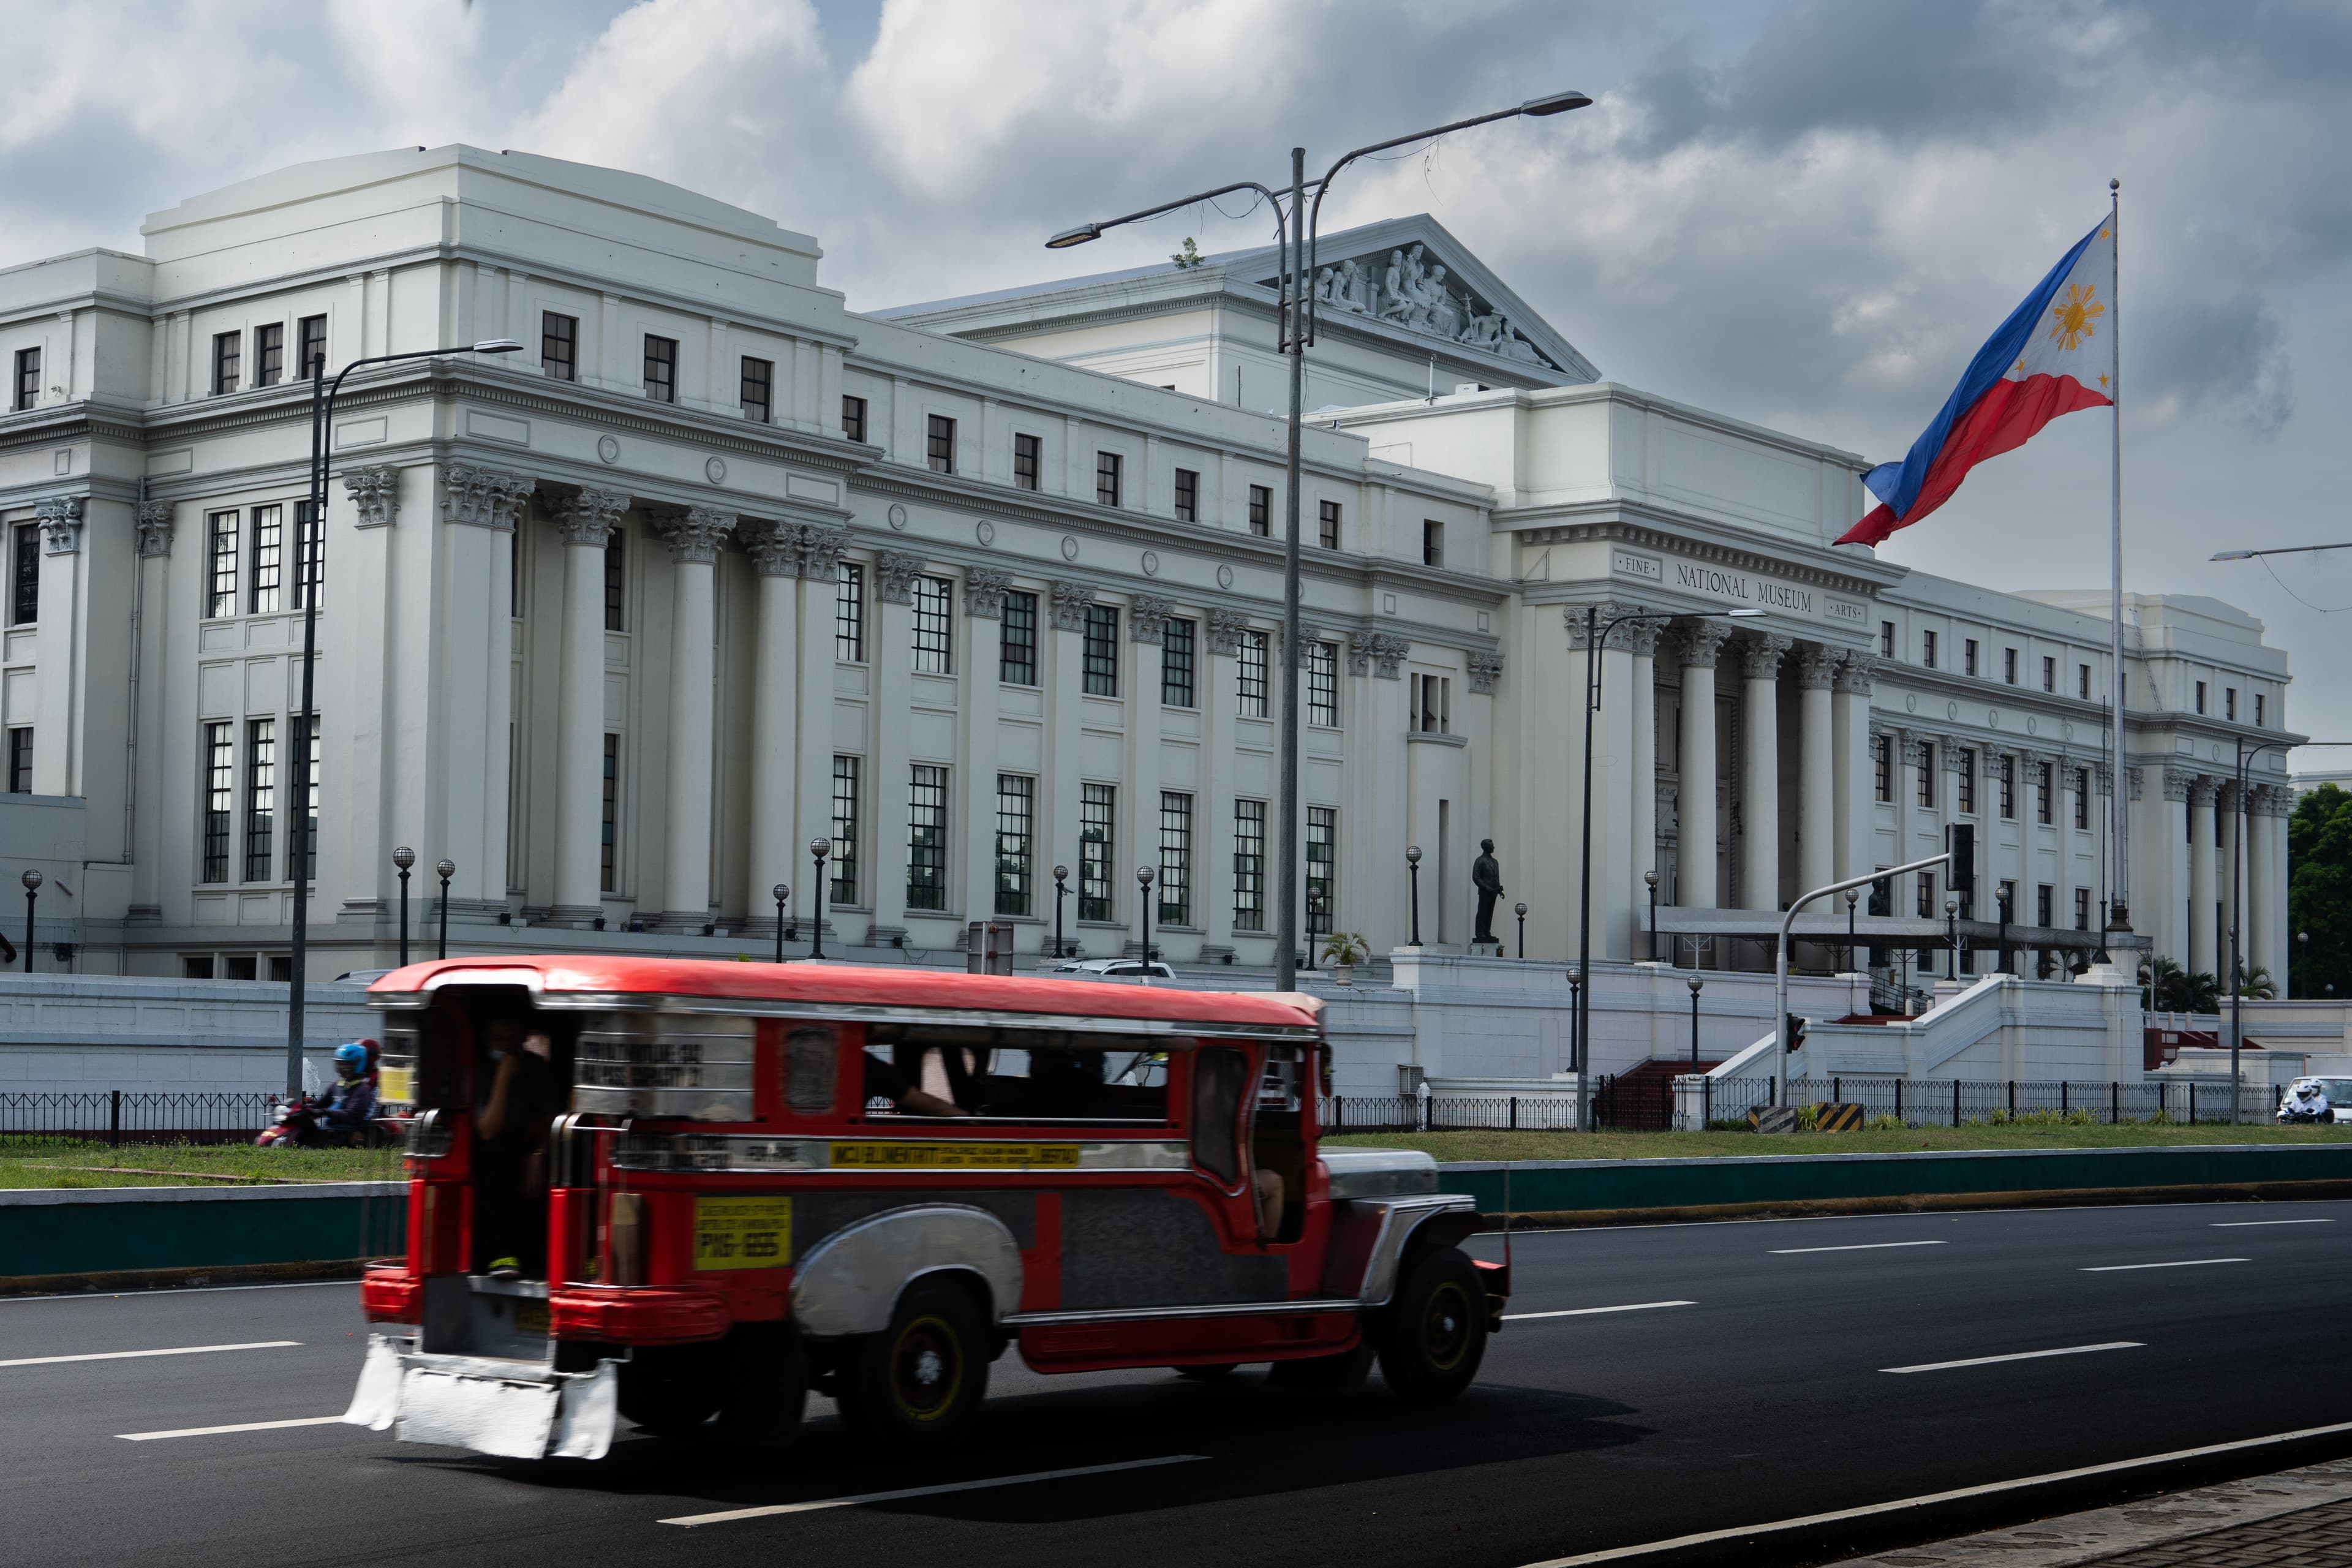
1833, 1459, 2352, 1567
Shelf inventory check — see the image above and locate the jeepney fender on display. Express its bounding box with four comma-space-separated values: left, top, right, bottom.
1319, 1194, 1484, 1308
790, 1204, 1024, 1339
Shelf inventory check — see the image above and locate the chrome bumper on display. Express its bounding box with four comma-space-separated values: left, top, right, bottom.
342, 1332, 620, 1460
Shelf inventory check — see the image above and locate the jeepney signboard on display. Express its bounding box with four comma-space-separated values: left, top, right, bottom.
829, 1140, 1084, 1170
692, 1195, 793, 1270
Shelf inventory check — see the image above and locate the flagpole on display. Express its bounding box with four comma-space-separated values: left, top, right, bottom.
2106, 176, 2131, 945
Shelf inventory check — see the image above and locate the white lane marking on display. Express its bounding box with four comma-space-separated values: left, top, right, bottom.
2082, 1257, 2248, 1272
0, 1340, 300, 1368
661, 1454, 1212, 1527
1515, 1417, 2352, 1566
1770, 1240, 1949, 1254
1882, 1341, 2144, 1374
2213, 1218, 2335, 1227
119, 1415, 345, 1441
1505, 1301, 1697, 1322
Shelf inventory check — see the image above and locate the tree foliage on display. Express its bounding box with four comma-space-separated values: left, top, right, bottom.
2288, 784, 2352, 998
2139, 955, 2219, 1014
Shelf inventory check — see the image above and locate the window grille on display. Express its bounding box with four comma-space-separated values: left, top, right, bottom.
995, 774, 1033, 917
1956, 749, 1976, 814
9, 522, 37, 624
643, 334, 677, 402
1306, 806, 1338, 937
1307, 641, 1338, 726
1248, 484, 1271, 537
831, 756, 861, 903
541, 313, 576, 380
1158, 791, 1193, 925
600, 735, 620, 892
1014, 432, 1040, 490
5, 728, 28, 794
739, 356, 772, 423
1232, 799, 1266, 930
603, 529, 625, 631
1083, 605, 1119, 695
1317, 499, 1341, 549
1422, 519, 1444, 567
254, 322, 283, 388
1173, 467, 1198, 521
244, 718, 276, 882
292, 501, 322, 611
1237, 630, 1268, 718
835, 562, 865, 661
213, 331, 241, 395
201, 722, 233, 883
1162, 617, 1196, 707
910, 575, 953, 674
299, 315, 327, 379
249, 505, 282, 614
907, 764, 949, 911
842, 394, 868, 442
927, 414, 956, 474
1096, 450, 1122, 507
1080, 783, 1115, 921
1000, 591, 1038, 685
13, 347, 39, 411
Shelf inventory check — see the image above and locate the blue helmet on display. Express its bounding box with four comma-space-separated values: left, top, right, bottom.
333, 1042, 370, 1072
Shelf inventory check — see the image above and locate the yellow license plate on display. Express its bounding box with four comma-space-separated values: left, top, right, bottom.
377, 1064, 414, 1106
828, 1140, 1082, 1169
692, 1196, 793, 1271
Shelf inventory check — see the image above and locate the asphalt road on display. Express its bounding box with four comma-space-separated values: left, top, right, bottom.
7, 1197, 2352, 1568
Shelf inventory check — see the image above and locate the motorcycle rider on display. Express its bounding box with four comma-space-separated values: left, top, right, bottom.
314, 1041, 380, 1145
2280, 1077, 2332, 1125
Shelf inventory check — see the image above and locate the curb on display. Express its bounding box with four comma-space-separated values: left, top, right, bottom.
1480, 1178, 2352, 1228
0, 1257, 370, 1298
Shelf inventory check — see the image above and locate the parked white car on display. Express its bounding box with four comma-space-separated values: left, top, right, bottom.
1048, 957, 1175, 981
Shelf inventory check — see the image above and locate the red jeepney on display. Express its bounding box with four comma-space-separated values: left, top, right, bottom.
342, 957, 1502, 1459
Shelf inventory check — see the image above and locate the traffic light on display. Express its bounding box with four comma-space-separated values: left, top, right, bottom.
1948, 823, 1975, 895
1785, 1013, 1809, 1050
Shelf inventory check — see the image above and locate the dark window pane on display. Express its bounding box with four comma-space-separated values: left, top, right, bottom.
1173, 467, 1197, 522
299, 315, 327, 379
1248, 484, 1270, 537
643, 334, 677, 402
603, 528, 625, 631
831, 755, 861, 903
10, 523, 37, 625
254, 323, 283, 388
1013, 432, 1039, 489
1080, 783, 1115, 921
13, 347, 39, 411
927, 414, 956, 473
542, 312, 577, 381
1317, 499, 1341, 549
244, 718, 276, 882
1162, 617, 1194, 707
291, 501, 322, 611
907, 764, 949, 910
1000, 591, 1037, 685
206, 511, 239, 619
212, 331, 241, 395
1158, 791, 1192, 925
601, 734, 620, 892
835, 562, 865, 661
1232, 799, 1265, 930
1096, 450, 1121, 507
7, 728, 32, 794
995, 774, 1033, 917
740, 356, 772, 423
911, 576, 953, 674
1083, 605, 1119, 695
842, 394, 867, 442
202, 722, 233, 882
248, 504, 281, 614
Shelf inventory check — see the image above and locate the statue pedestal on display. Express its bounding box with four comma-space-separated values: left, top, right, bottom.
1468, 937, 1502, 959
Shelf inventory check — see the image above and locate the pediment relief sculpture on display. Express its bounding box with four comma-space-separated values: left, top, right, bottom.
1286, 241, 1556, 369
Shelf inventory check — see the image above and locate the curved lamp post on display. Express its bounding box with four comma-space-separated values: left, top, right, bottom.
1405, 844, 1423, 948
808, 839, 832, 960
1774, 853, 1951, 1106
435, 858, 455, 961
392, 846, 415, 967
1136, 864, 1156, 968
1047, 91, 1592, 995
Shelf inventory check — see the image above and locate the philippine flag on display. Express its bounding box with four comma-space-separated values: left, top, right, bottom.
1839, 216, 2115, 548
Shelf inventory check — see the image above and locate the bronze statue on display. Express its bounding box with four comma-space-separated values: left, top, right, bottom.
1472, 839, 1503, 943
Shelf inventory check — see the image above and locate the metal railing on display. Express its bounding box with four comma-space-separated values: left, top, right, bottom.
1320, 1095, 1580, 1133
1702, 1075, 2283, 1129
0, 1091, 285, 1145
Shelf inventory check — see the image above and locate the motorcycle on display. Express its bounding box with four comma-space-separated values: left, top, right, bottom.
257, 1095, 328, 1148
2277, 1080, 2334, 1125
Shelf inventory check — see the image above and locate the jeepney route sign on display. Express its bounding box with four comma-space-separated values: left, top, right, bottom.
830, 1140, 1084, 1170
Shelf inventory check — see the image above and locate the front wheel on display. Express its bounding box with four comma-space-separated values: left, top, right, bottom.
1374, 1246, 1487, 1404
835, 1281, 990, 1456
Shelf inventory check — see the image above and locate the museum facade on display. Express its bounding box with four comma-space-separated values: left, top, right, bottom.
0, 147, 2300, 989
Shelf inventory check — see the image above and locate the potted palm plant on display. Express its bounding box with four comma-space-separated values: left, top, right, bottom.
1320, 931, 1371, 986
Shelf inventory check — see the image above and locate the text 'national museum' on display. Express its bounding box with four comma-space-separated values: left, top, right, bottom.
0, 148, 2299, 991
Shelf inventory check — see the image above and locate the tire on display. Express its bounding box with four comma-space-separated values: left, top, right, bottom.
1172, 1363, 1239, 1381
617, 1341, 726, 1434
1374, 1246, 1487, 1404
835, 1280, 990, 1457
717, 1325, 807, 1450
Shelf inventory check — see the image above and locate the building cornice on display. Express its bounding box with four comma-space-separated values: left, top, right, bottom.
1506, 508, 1902, 600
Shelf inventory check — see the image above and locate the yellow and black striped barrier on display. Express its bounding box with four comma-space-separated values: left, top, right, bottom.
1812, 1102, 1866, 1131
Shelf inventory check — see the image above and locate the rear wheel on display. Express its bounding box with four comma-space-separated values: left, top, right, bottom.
617, 1341, 725, 1434
1374, 1246, 1487, 1404
836, 1281, 990, 1456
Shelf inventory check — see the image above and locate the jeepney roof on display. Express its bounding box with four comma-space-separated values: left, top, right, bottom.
366, 956, 1323, 1033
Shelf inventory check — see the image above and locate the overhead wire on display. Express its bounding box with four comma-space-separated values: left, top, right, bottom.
2260, 556, 2352, 613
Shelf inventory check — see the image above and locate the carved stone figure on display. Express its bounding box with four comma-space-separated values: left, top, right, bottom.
1378, 250, 1411, 322
1336, 258, 1368, 312
1472, 838, 1504, 943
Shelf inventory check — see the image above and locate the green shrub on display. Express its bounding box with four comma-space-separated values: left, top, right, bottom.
1866, 1112, 1905, 1131
1795, 1103, 1821, 1132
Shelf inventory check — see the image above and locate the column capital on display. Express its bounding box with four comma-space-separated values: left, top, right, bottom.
33, 496, 83, 555
345, 464, 404, 530
799, 524, 850, 579
1796, 645, 1841, 690
743, 519, 803, 578
1049, 578, 1095, 631
1678, 617, 1735, 668
135, 500, 174, 557
1129, 591, 1175, 643
1354, 630, 1409, 679
1291, 624, 1327, 668
2162, 767, 2195, 803
658, 506, 736, 564
1207, 606, 1251, 655
1564, 600, 1646, 648
1735, 632, 1792, 680
1622, 617, 1665, 657
874, 549, 925, 605
963, 565, 1014, 620
1466, 649, 1504, 694
1834, 651, 1878, 695
553, 487, 628, 547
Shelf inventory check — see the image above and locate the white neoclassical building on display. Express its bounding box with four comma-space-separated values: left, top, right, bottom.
0, 147, 2302, 995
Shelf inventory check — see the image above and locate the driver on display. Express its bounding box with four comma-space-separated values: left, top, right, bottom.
314, 1041, 379, 1146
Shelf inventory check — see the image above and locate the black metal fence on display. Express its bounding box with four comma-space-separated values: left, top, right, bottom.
0, 1091, 283, 1145
1321, 1095, 1580, 1133
1706, 1074, 2283, 1128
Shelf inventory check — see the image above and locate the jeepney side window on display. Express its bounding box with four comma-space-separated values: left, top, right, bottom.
1191, 1046, 1248, 1188
785, 1025, 839, 1114
861, 1025, 1170, 1121
1252, 1044, 1306, 1242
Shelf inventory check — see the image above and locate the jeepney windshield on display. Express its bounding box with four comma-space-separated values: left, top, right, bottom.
862, 1025, 1171, 1122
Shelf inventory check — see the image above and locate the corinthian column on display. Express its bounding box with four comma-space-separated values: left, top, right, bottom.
549, 488, 628, 924
2188, 777, 2217, 976
1832, 654, 1876, 883
744, 521, 804, 929
1676, 620, 1734, 908
1796, 645, 1839, 899
1739, 634, 1792, 911
655, 507, 736, 930
1627, 619, 1662, 948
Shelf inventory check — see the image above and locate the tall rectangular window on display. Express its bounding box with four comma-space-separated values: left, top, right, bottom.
1173, 467, 1198, 522
831, 755, 862, 903
2074, 767, 2090, 829
541, 312, 577, 380
1317, 499, 1341, 549
243, 717, 276, 882
2037, 761, 2054, 825
1921, 629, 1937, 669
842, 394, 868, 442
1917, 871, 1937, 920
2195, 679, 2207, 715
291, 501, 322, 611
1079, 783, 1115, 921
294, 712, 319, 879
2225, 687, 2237, 722
298, 315, 327, 379
1964, 639, 1978, 677
248, 504, 282, 614
254, 322, 284, 388
1158, 791, 1193, 925
1237, 630, 1268, 718
910, 575, 954, 674
643, 334, 677, 402
739, 356, 772, 423
1880, 620, 1896, 658
835, 562, 865, 660
1412, 673, 1450, 734
1306, 806, 1338, 936
201, 722, 233, 883
1013, 432, 1040, 490
907, 764, 949, 911
1917, 743, 1936, 809
1306, 641, 1339, 726
1422, 519, 1444, 567
1095, 450, 1122, 507
1998, 754, 2015, 819
211, 330, 241, 395
2075, 887, 2091, 929
7, 727, 31, 793
1874, 734, 1891, 802
2043, 655, 2057, 693
2036, 884, 2054, 927
1083, 605, 1119, 695
2078, 662, 2091, 699
1956, 748, 1976, 814
2004, 647, 2018, 685
600, 734, 620, 892
2256, 693, 2267, 726
1162, 617, 1196, 707
1248, 484, 1271, 538
206, 511, 239, 618
9, 522, 37, 624
1232, 799, 1266, 930
994, 774, 1034, 917
927, 413, 957, 474
12, 347, 39, 411
1000, 590, 1038, 685
603, 529, 626, 631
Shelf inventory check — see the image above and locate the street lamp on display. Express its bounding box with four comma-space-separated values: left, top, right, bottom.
284, 334, 524, 1096
1945, 894, 1959, 979
1574, 603, 1765, 1129
1994, 883, 2011, 975
1774, 854, 1951, 1105
1515, 900, 1528, 960
392, 846, 415, 967
2211, 542, 2352, 562
1844, 886, 1860, 974
1052, 864, 1071, 961
1136, 864, 1156, 968
1047, 90, 1593, 995
19, 868, 39, 974
1643, 869, 1658, 961
1405, 844, 1423, 948
772, 883, 789, 964
808, 839, 832, 960
435, 858, 455, 961
1687, 971, 1705, 1066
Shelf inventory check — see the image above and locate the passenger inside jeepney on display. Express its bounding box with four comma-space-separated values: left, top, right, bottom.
475, 1011, 565, 1278
861, 1044, 967, 1117
861, 1030, 1170, 1121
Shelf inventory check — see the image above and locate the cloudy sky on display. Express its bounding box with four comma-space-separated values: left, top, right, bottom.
7, 0, 2350, 736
